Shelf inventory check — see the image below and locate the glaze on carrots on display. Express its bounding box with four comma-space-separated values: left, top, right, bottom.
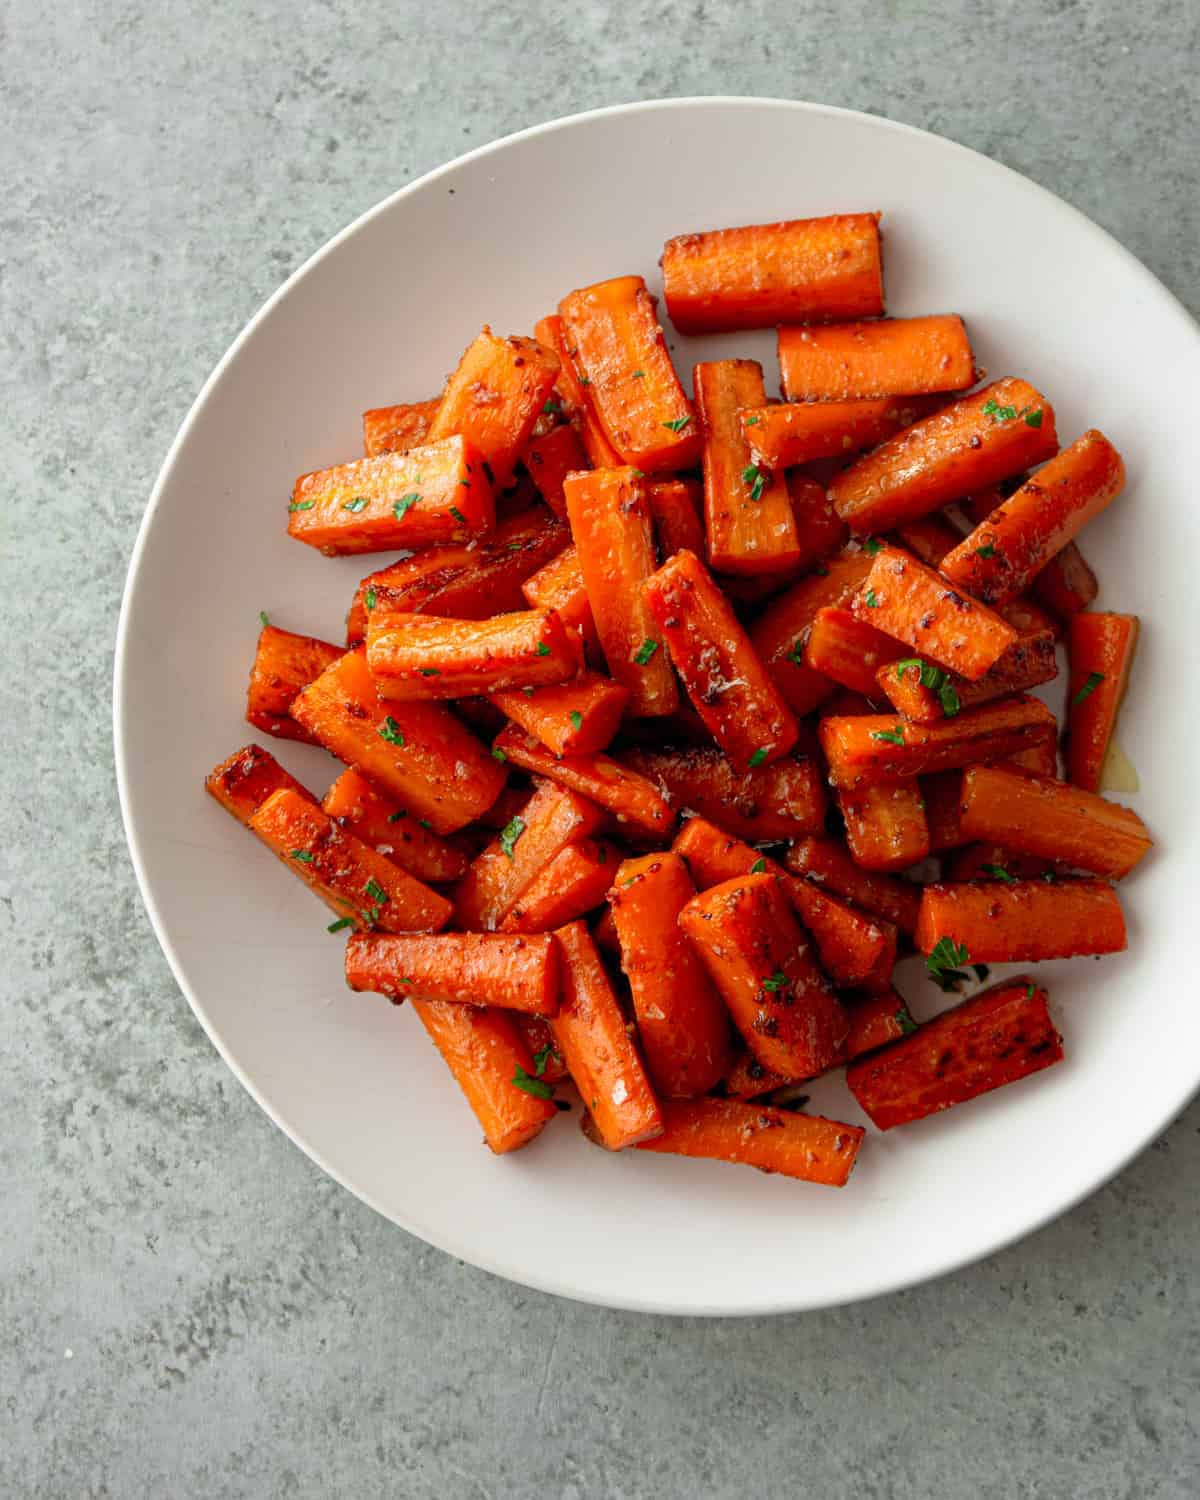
246, 625, 343, 744
365, 607, 578, 700
321, 767, 470, 885
346, 930, 559, 1014
490, 671, 629, 757
915, 878, 1126, 962
362, 397, 440, 458
1066, 612, 1139, 793
618, 744, 826, 843
777, 315, 973, 402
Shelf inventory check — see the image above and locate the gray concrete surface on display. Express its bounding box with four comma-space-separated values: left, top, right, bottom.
3, 0, 1198, 1494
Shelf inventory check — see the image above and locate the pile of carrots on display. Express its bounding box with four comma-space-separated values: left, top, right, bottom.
207, 210, 1150, 1187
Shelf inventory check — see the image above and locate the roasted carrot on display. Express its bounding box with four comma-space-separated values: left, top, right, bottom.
563, 467, 679, 716
787, 473, 851, 569
499, 838, 619, 933
921, 770, 969, 853
290, 649, 506, 834
695, 360, 800, 575
1007, 734, 1060, 778
957, 764, 1152, 879
521, 542, 602, 661
320, 767, 469, 885
245, 624, 343, 744
829, 379, 1058, 534
1066, 613, 1140, 793
558, 276, 700, 472
550, 922, 663, 1149
493, 724, 673, 839
661, 213, 883, 334
916, 878, 1126, 962
784, 837, 922, 936
945, 843, 1057, 883
609, 852, 733, 1098
514, 1014, 569, 1084
345, 930, 559, 1015
803, 606, 906, 697
365, 608, 578, 700
847, 979, 1063, 1130
490, 671, 629, 757
618, 744, 826, 842
643, 549, 798, 770
591, 904, 619, 954
522, 422, 589, 517
877, 629, 1058, 723
778, 315, 974, 402
836, 782, 931, 872
1030, 542, 1099, 621
647, 478, 706, 559
287, 435, 493, 556
362, 397, 441, 458
741, 396, 941, 471
249, 788, 453, 933
940, 430, 1125, 605
205, 743, 316, 827
533, 313, 623, 469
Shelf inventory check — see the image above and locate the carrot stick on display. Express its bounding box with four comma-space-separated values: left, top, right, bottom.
694, 360, 800, 575
493, 724, 673, 838
499, 839, 619, 932
958, 764, 1152, 879
533, 314, 623, 469
1030, 542, 1099, 621
647, 478, 706, 559
591, 905, 619, 954
890, 512, 962, 566
940, 430, 1125, 605
514, 1014, 569, 1084
778, 316, 974, 401
1006, 735, 1060, 778
205, 743, 316, 827
829, 379, 1058, 533
521, 543, 602, 661
787, 473, 851, 569
803, 606, 905, 697
550, 922, 664, 1150
362, 397, 441, 458
921, 770, 970, 853
345, 930, 559, 1015
661, 213, 883, 334
244, 625, 343, 744
249, 788, 453, 933
290, 648, 506, 833
876, 629, 1058, 723
558, 276, 700, 472
522, 422, 589, 517
365, 607, 578, 700
643, 549, 799, 770
563, 466, 680, 716
819, 695, 1056, 788
1066, 612, 1140, 792
490, 671, 629, 757
740, 396, 942, 470
847, 979, 1063, 1130
915, 878, 1126, 962
287, 435, 494, 556
836, 782, 930, 872
618, 744, 826, 842
320, 767, 469, 885
784, 837, 922, 936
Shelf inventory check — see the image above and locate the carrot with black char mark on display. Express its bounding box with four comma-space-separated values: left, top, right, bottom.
205, 744, 316, 827
915, 878, 1126, 962
1066, 612, 1140, 793
777, 315, 974, 401
345, 930, 559, 1014
618, 744, 826, 842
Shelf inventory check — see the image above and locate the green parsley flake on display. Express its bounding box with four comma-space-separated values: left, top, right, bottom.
894, 657, 960, 717
864, 589, 880, 608
569, 711, 583, 731
378, 716, 406, 746
259, 610, 270, 627
762, 970, 789, 992
365, 587, 377, 611
513, 1065, 554, 1100
532, 1043, 559, 1078
393, 493, 420, 522
387, 808, 407, 822
491, 747, 507, 762
748, 748, 768, 768
744, 415, 761, 427
661, 415, 691, 433
1026, 981, 1037, 1000
631, 369, 646, 379
418, 819, 433, 831
897, 1007, 919, 1036
786, 639, 805, 667
981, 864, 1015, 883
633, 638, 660, 665
542, 399, 561, 416
536, 642, 552, 657
449, 505, 467, 523
926, 936, 970, 992
1072, 671, 1104, 706
364, 878, 388, 905
982, 398, 1018, 422
975, 541, 997, 559
871, 727, 905, 745
326, 917, 355, 933
741, 463, 766, 502
343, 496, 369, 513
1024, 409, 1044, 428
290, 849, 314, 863
750, 858, 768, 874
863, 537, 883, 556
288, 499, 314, 512
420, 667, 441, 677
499, 816, 526, 860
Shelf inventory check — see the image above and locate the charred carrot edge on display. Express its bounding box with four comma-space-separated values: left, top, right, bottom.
321, 767, 470, 885
647, 478, 706, 560
522, 422, 589, 517
490, 671, 629, 758
246, 624, 344, 744
249, 788, 453, 933
521, 542, 602, 661
533, 314, 623, 468
778, 315, 974, 402
915, 877, 1126, 962
608, 852, 732, 1098
784, 837, 922, 937
958, 763, 1151, 879
829, 379, 1058, 534
514, 1014, 569, 1084
643, 549, 798, 771
499, 838, 619, 933
362, 397, 441, 458
741, 397, 941, 470
694, 359, 800, 575
494, 724, 674, 838
345, 930, 559, 1015
558, 275, 700, 472
618, 744, 827, 843
847, 980, 1063, 1130
1030, 542, 1099, 621
945, 843, 1057, 883
921, 770, 970, 853
1065, 612, 1139, 793
365, 607, 578, 700
877, 629, 1058, 724
288, 435, 494, 556
836, 782, 931, 873
804, 606, 906, 698
787, 473, 851, 570
454, 779, 607, 932
563, 466, 680, 717
661, 213, 883, 335
205, 744, 316, 827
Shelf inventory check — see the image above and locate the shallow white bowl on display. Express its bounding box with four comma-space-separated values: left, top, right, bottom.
115, 98, 1200, 1315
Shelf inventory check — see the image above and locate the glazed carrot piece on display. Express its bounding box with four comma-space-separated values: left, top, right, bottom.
921, 770, 969, 853
290, 649, 506, 834
409, 998, 557, 1153
804, 606, 905, 697
877, 629, 1058, 723
490, 671, 629, 757
533, 314, 623, 469
365, 608, 578, 700
550, 922, 664, 1150
499, 839, 619, 933
890, 512, 962, 566
836, 782, 931, 872
454, 779, 606, 932
787, 473, 851, 569
1066, 612, 1140, 793
647, 478, 705, 559
618, 744, 826, 842
249, 789, 453, 933
1030, 542, 1099, 621
522, 422, 589, 517
205, 743, 316, 827
661, 213, 883, 334
423, 327, 560, 489
847, 980, 1063, 1130
721, 1049, 787, 1099
915, 878, 1126, 962
514, 1014, 569, 1084
521, 543, 602, 661
345, 930, 559, 1015
493, 724, 674, 839
643, 549, 798, 770
694, 360, 800, 575
945, 843, 1057, 883
740, 397, 941, 471
941, 431, 1125, 605
958, 764, 1151, 878
784, 837, 922, 936
563, 467, 679, 716
609, 852, 733, 1098
1007, 735, 1060, 778
748, 550, 874, 715
244, 625, 343, 744
558, 276, 700, 472
362, 397, 441, 458
288, 435, 494, 556
320, 767, 469, 885
829, 379, 1058, 533
778, 316, 974, 402
679, 874, 848, 1079
591, 904, 619, 954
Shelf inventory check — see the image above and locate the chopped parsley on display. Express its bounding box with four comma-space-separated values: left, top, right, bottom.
864, 589, 880, 608
750, 858, 768, 874
631, 369, 646, 379
392, 493, 420, 522
975, 541, 997, 559
449, 505, 467, 524
365, 587, 377, 612
491, 746, 507, 762
863, 537, 883, 556
535, 642, 552, 657
342, 496, 369, 513
542, 399, 561, 416
981, 864, 1015, 883
762, 970, 789, 992
1072, 671, 1104, 706
512, 1065, 554, 1100
926, 936, 970, 992
744, 414, 761, 427
661, 415, 692, 433
418, 819, 433, 831
363, 878, 388, 905
1025, 408, 1045, 428
871, 727, 905, 746
290, 849, 314, 863
378, 716, 406, 746
288, 499, 314, 512
748, 748, 768, 768
786, 639, 805, 667
420, 667, 440, 677
499, 816, 526, 860
1026, 981, 1038, 1000
259, 610, 270, 627
741, 464, 766, 502
531, 1044, 559, 1078
326, 917, 355, 933
633, 638, 660, 665
569, 711, 583, 731
897, 1007, 919, 1036
894, 657, 960, 717
982, 398, 1018, 422
387, 808, 407, 822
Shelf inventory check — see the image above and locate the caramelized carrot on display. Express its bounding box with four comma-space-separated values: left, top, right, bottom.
643, 549, 798, 770
345, 930, 559, 1014
246, 625, 343, 743
778, 316, 974, 402
787, 473, 851, 569
522, 422, 589, 517
890, 511, 962, 566
921, 770, 970, 853
550, 922, 663, 1149
514, 1014, 569, 1084
205, 743, 316, 827
499, 838, 619, 932
362, 396, 440, 458
1031, 542, 1099, 621
661, 213, 883, 334
836, 782, 930, 872
804, 606, 905, 697
695, 360, 800, 575
490, 671, 629, 757
1066, 612, 1140, 792
915, 878, 1126, 962
829, 379, 1058, 533
741, 397, 941, 470
493, 724, 673, 839
591, 904, 619, 954
877, 629, 1058, 723
521, 543, 602, 661
558, 276, 700, 472
288, 435, 493, 555
533, 314, 623, 469
320, 767, 469, 885
618, 744, 826, 842
945, 843, 1057, 883
784, 837, 922, 936
647, 478, 706, 559
365, 608, 577, 700
847, 980, 1063, 1130
1007, 735, 1060, 778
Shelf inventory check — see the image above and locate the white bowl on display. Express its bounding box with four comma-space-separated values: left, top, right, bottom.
115, 98, 1200, 1315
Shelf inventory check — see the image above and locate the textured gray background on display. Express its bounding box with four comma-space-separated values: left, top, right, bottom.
4, 0, 1198, 1495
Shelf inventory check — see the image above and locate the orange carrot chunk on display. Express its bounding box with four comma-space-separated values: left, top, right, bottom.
365, 608, 577, 700
533, 314, 623, 469
618, 744, 826, 842
522, 422, 589, 517
493, 724, 673, 839
205, 743, 316, 827
877, 629, 1058, 723
741, 396, 941, 471
787, 473, 852, 570
321, 768, 469, 885
491, 671, 629, 757
345, 930, 559, 1014
804, 605, 906, 697
514, 1014, 569, 1083
777, 315, 974, 402
945, 843, 1058, 883
784, 837, 922, 937
915, 878, 1126, 962
890, 511, 963, 567
499, 839, 620, 933
837, 782, 931, 873
1031, 542, 1099, 622
521, 543, 602, 661
921, 769, 970, 853
1066, 612, 1140, 793
362, 397, 441, 458
647, 478, 706, 559
246, 625, 343, 744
